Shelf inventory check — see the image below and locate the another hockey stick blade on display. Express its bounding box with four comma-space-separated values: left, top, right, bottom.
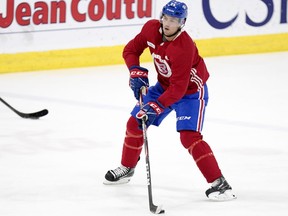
19, 109, 48, 119
0, 97, 48, 119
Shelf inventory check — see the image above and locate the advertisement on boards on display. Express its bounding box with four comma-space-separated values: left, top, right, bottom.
0, 0, 287, 53
188, 0, 288, 38
0, 0, 156, 32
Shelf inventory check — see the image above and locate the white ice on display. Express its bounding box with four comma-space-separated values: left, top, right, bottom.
0, 52, 288, 216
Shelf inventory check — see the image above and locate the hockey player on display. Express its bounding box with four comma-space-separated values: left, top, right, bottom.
104, 0, 236, 201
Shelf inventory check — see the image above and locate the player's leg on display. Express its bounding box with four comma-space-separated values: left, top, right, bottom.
180, 130, 236, 201
175, 84, 236, 201
104, 83, 171, 185
104, 116, 142, 185
180, 130, 222, 183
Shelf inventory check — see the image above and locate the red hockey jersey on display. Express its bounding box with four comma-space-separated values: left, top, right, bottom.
123, 19, 209, 108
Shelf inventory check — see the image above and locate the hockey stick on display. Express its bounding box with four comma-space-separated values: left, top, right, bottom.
139, 87, 165, 214
0, 97, 48, 119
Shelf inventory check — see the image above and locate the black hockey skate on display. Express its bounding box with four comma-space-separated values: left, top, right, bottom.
205, 176, 236, 201
103, 165, 135, 185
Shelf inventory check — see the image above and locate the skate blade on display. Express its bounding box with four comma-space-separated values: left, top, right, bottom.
103, 177, 131, 185
208, 189, 237, 201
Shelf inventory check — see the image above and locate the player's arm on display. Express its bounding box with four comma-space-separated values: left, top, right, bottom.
123, 22, 152, 100
123, 33, 150, 100
122, 21, 151, 68
123, 34, 147, 68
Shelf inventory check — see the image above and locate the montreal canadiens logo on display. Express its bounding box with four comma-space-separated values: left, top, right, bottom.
153, 54, 172, 78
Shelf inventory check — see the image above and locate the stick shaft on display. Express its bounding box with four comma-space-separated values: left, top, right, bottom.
139, 87, 164, 214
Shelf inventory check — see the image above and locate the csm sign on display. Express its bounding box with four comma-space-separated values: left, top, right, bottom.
202, 0, 287, 29
185, 0, 288, 39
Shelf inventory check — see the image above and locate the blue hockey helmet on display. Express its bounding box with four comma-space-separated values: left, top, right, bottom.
162, 0, 188, 19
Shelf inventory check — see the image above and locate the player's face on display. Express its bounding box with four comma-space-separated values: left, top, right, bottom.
161, 14, 181, 39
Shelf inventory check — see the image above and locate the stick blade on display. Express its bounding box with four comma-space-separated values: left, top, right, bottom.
20, 109, 49, 119
151, 204, 165, 214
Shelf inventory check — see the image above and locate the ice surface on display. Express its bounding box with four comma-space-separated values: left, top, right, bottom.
1, 52, 288, 216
